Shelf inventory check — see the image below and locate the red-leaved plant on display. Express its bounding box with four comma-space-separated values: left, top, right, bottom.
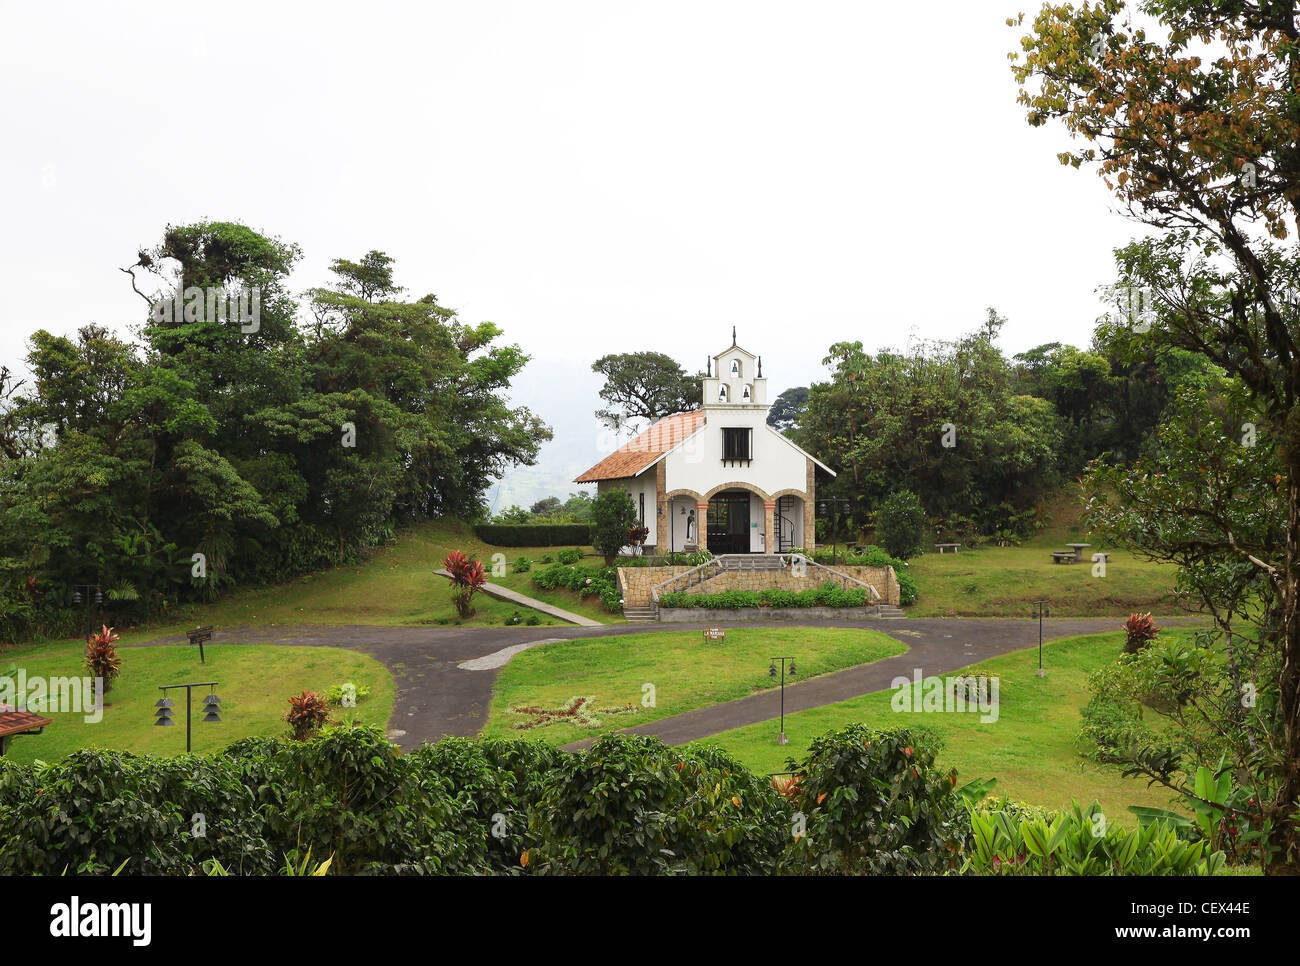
83, 624, 122, 692
1123, 612, 1160, 654
444, 550, 487, 618
286, 689, 330, 741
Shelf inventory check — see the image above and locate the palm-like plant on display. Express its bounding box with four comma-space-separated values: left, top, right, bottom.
83, 625, 122, 692
443, 550, 486, 618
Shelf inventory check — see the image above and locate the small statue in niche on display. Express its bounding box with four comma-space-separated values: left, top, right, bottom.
685, 509, 695, 541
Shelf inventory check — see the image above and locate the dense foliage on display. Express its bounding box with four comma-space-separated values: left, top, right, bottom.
1010, 0, 1300, 867
530, 562, 622, 612
0, 223, 550, 642
0, 723, 1225, 876
796, 321, 1212, 544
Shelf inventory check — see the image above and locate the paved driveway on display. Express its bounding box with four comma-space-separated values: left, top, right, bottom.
131, 617, 1192, 750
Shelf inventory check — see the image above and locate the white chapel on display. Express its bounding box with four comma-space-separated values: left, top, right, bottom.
575, 335, 834, 554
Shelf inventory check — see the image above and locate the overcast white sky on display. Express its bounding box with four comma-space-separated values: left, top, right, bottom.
0, 0, 1142, 509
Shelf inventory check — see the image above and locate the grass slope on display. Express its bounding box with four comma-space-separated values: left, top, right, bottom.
0, 639, 393, 763
482, 627, 905, 746
98, 520, 608, 646
905, 513, 1180, 618
693, 630, 1194, 822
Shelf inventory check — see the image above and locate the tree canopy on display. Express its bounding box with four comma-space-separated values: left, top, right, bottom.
0, 221, 550, 640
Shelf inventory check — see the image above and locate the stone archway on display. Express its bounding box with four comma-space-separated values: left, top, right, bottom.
662, 489, 705, 552
702, 482, 776, 554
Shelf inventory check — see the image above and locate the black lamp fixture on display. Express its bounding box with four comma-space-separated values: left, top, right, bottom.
70, 583, 103, 643
202, 691, 221, 723
769, 656, 796, 745
154, 695, 175, 727
155, 682, 221, 751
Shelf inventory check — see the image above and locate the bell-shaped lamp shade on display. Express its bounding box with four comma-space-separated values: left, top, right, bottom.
202, 711, 222, 723
789, 662, 797, 677
155, 697, 174, 709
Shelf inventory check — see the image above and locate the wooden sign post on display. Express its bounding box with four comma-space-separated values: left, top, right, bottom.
703, 627, 725, 643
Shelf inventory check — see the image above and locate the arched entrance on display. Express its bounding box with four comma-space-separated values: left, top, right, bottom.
706, 489, 753, 554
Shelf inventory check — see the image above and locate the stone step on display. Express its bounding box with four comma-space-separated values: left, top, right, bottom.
875, 605, 906, 620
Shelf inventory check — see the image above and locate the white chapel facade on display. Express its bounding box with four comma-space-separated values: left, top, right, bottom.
575, 336, 834, 555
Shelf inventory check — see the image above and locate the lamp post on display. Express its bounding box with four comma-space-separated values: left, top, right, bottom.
154, 682, 222, 752
768, 656, 797, 745
70, 583, 102, 643
1031, 600, 1050, 677
817, 497, 850, 562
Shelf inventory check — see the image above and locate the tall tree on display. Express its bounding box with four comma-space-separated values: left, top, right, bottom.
1012, 0, 1300, 866
591, 352, 701, 433
767, 386, 809, 433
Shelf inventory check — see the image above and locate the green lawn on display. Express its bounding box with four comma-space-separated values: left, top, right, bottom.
905, 522, 1180, 618
0, 638, 394, 763
692, 630, 1195, 823
482, 627, 905, 746
92, 520, 600, 646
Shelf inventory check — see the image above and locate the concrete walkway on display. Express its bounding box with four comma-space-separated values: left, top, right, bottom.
433, 570, 603, 627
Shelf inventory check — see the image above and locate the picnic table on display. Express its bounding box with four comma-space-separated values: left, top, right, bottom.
934, 543, 961, 554
1065, 542, 1091, 562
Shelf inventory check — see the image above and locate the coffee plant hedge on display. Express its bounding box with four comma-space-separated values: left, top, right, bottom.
0, 724, 1225, 876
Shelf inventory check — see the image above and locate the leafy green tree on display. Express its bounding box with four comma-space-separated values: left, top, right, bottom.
798, 332, 1060, 540
766, 386, 809, 433
589, 488, 638, 565
591, 352, 701, 433
0, 225, 551, 639
529, 497, 563, 517
1012, 0, 1300, 866
876, 490, 926, 560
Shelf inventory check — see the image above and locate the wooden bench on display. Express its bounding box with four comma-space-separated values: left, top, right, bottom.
1050, 552, 1075, 564
934, 543, 961, 554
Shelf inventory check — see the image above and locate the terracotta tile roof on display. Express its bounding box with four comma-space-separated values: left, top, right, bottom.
0, 703, 53, 740
574, 410, 706, 483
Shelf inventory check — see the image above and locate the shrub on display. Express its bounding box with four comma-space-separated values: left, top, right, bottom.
1123, 612, 1159, 654
784, 724, 970, 875
527, 734, 790, 875
286, 690, 330, 741
513, 556, 531, 573
530, 563, 623, 613
472, 524, 592, 547
444, 550, 487, 618
590, 489, 639, 565
877, 489, 926, 560
83, 624, 122, 692
557, 548, 583, 565
964, 800, 1224, 875
657, 584, 870, 610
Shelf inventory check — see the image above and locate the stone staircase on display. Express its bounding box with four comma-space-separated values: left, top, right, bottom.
875, 604, 906, 620
623, 604, 659, 623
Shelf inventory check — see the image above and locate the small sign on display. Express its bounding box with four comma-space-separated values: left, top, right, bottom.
704, 628, 725, 642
